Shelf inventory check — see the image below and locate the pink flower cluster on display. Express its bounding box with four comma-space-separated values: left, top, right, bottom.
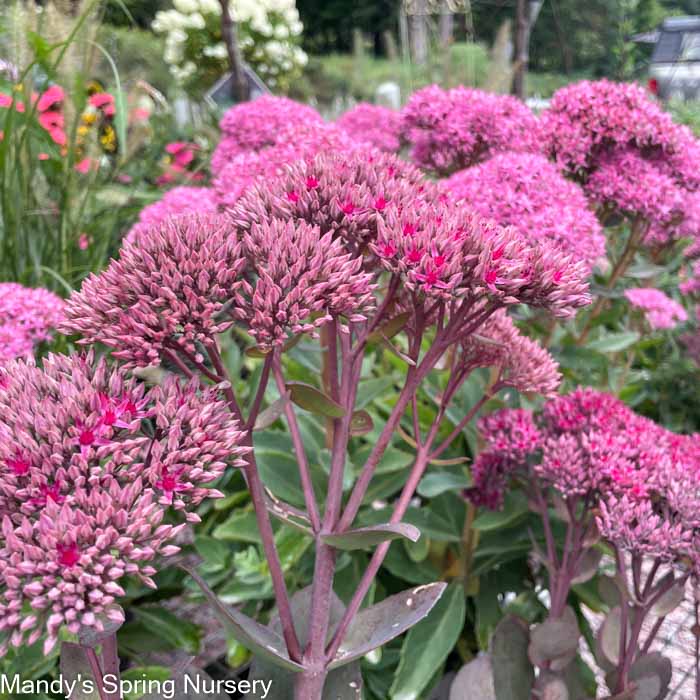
212, 122, 357, 207
624, 287, 688, 330
126, 186, 218, 244
374, 200, 591, 317
230, 149, 426, 256
541, 80, 700, 244
336, 103, 402, 153
64, 215, 248, 366
400, 85, 540, 175
68, 146, 591, 369
0, 283, 65, 363
459, 310, 561, 397
443, 152, 606, 273
471, 388, 700, 565
0, 352, 246, 654
212, 95, 324, 171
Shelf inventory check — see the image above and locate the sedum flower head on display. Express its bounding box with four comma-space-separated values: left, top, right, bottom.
336, 103, 402, 154
443, 152, 606, 273
212, 122, 357, 204
230, 149, 426, 257
0, 352, 246, 654
624, 287, 687, 330
214, 95, 323, 165
125, 186, 218, 245
459, 310, 561, 398
471, 387, 700, 567
61, 215, 247, 367
374, 199, 591, 317
242, 218, 376, 348
0, 283, 65, 363
400, 85, 540, 176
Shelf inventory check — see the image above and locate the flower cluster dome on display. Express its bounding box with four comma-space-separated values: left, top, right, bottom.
400, 85, 540, 176
443, 152, 606, 273
0, 352, 246, 654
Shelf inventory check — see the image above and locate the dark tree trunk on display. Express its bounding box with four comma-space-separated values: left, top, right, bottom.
219, 0, 249, 102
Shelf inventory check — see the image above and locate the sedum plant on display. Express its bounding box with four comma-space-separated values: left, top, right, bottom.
463, 388, 700, 699
20, 147, 594, 698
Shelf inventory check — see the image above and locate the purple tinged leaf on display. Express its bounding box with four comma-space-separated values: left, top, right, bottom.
182, 566, 303, 672
651, 580, 686, 617
449, 655, 496, 700
491, 614, 534, 700
322, 522, 421, 551
329, 582, 447, 669
60, 642, 101, 700
254, 391, 291, 431
528, 607, 579, 670
367, 311, 411, 343
285, 381, 346, 418
349, 410, 374, 436
571, 548, 603, 585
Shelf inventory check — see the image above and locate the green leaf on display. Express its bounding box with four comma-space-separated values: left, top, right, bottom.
587, 331, 640, 353
131, 607, 201, 655
355, 376, 396, 409
491, 615, 534, 700
183, 566, 303, 672
212, 510, 262, 544
322, 523, 420, 550
417, 470, 471, 498
121, 667, 171, 700
389, 582, 466, 700
286, 381, 346, 418
60, 643, 100, 700
472, 491, 529, 532
349, 409, 374, 436
330, 582, 446, 669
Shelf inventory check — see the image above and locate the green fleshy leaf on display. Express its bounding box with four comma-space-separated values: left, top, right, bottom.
322, 523, 420, 551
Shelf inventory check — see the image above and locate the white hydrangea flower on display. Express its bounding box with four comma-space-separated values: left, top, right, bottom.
185, 12, 206, 29
173, 0, 199, 13
198, 0, 222, 14
203, 42, 228, 59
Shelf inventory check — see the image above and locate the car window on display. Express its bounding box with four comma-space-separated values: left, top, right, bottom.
652, 31, 682, 62
682, 33, 700, 60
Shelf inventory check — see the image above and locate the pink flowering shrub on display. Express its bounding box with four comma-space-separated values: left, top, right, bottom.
336, 103, 402, 153
125, 186, 218, 244
400, 85, 540, 176
0, 351, 246, 654
0, 283, 65, 362
471, 388, 700, 694
213, 95, 323, 167
212, 122, 357, 206
541, 80, 700, 246
55, 132, 590, 697
443, 152, 606, 273
624, 287, 688, 330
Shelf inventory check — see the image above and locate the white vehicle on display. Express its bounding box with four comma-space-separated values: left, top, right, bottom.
646, 16, 700, 101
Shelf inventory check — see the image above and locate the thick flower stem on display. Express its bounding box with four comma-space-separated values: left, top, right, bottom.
244, 457, 302, 662
101, 633, 121, 700
205, 344, 302, 661
272, 353, 321, 532
302, 325, 362, 697
294, 667, 327, 699
83, 648, 108, 700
